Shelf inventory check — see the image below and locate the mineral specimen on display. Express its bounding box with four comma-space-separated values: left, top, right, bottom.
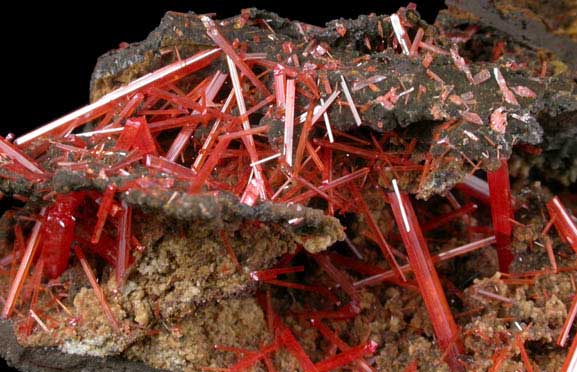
0, 2, 576, 371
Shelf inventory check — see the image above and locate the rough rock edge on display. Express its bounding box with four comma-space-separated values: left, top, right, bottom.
445, 0, 577, 71
0, 167, 345, 254
0, 320, 165, 372
87, 8, 577, 200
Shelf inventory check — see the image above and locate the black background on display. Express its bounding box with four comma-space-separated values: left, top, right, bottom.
1, 1, 444, 370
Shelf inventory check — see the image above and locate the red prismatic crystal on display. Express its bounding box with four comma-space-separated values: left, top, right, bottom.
558, 293, 577, 347
410, 28, 424, 57
287, 167, 369, 206
327, 253, 386, 277
219, 230, 242, 273
250, 266, 305, 281
201, 16, 270, 96
263, 354, 277, 372
434, 236, 496, 262
277, 321, 319, 372
455, 174, 490, 204
388, 191, 463, 371
283, 78, 296, 167
145, 155, 197, 179
78, 230, 118, 267
475, 288, 514, 304
227, 342, 280, 372
514, 335, 534, 372
493, 67, 519, 106
192, 91, 235, 171
315, 339, 377, 372
189, 137, 231, 193
73, 245, 120, 332
390, 14, 411, 55
108, 92, 144, 128
543, 236, 558, 273
2, 9, 573, 370
274, 65, 286, 107
339, 75, 362, 126
313, 254, 359, 303
133, 117, 159, 156
28, 309, 50, 334
350, 183, 406, 281
41, 193, 85, 279
116, 201, 132, 288
226, 55, 268, 200
293, 109, 314, 175
15, 48, 220, 146
561, 332, 577, 372
322, 148, 335, 215
1, 212, 44, 319
114, 118, 143, 152
546, 196, 577, 253
165, 71, 227, 162
23, 259, 44, 336
92, 184, 118, 244
311, 90, 339, 126
353, 236, 497, 289
0, 136, 47, 176
311, 319, 374, 372
241, 175, 260, 206
487, 159, 514, 272
314, 139, 408, 164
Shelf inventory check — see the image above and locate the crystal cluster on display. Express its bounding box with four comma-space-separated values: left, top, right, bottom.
0, 4, 576, 371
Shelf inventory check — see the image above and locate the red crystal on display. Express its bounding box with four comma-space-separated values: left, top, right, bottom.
74, 245, 120, 332
388, 191, 463, 370
0, 136, 47, 176
311, 319, 374, 371
1, 9, 574, 371
201, 16, 270, 96
274, 65, 286, 107
15, 48, 220, 146
315, 339, 377, 372
283, 78, 296, 167
313, 254, 360, 303
40, 193, 84, 279
22, 259, 44, 336
544, 236, 558, 273
250, 266, 305, 281
514, 335, 534, 372
92, 184, 118, 244
116, 201, 132, 288
558, 292, 577, 347
220, 230, 242, 273
108, 92, 144, 129
546, 196, 577, 253
455, 174, 490, 204
277, 321, 319, 372
227, 342, 280, 372
1, 214, 44, 319
351, 184, 407, 281
165, 71, 227, 162
487, 159, 514, 272
145, 155, 197, 180
561, 332, 577, 372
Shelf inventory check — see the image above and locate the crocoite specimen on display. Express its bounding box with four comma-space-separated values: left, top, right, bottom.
0, 4, 576, 372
